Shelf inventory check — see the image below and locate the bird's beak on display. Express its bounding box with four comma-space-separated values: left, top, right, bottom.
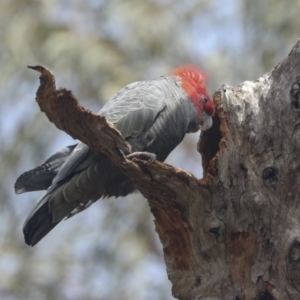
199, 112, 213, 131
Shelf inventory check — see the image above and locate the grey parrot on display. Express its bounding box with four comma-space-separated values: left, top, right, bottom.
15, 65, 215, 246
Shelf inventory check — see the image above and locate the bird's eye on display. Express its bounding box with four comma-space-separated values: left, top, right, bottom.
203, 96, 208, 105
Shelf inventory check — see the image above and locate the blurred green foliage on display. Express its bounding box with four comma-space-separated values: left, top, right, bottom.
0, 0, 300, 299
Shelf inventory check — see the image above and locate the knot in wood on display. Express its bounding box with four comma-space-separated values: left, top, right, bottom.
288, 241, 300, 265
209, 227, 220, 238
287, 241, 300, 294
262, 167, 278, 184
255, 291, 274, 300
291, 81, 300, 110
194, 276, 201, 287
240, 163, 248, 173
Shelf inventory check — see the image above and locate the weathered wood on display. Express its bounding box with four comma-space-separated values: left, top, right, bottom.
28, 39, 300, 299
196, 39, 300, 299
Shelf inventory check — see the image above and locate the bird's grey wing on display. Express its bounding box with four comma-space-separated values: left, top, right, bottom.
45, 80, 167, 215
100, 80, 167, 138
46, 80, 166, 189
14, 144, 77, 194
50, 142, 96, 188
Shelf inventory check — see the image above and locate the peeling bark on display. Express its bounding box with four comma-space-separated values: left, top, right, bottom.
28, 39, 300, 300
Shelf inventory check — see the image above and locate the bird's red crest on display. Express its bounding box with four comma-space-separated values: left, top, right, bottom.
171, 65, 208, 87
171, 65, 214, 116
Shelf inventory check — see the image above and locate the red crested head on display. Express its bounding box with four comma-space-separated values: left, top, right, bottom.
171, 65, 215, 117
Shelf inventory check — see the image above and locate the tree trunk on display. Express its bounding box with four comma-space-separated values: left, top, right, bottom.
28, 39, 300, 300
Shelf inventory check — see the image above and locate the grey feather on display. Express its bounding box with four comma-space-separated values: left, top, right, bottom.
100, 81, 166, 137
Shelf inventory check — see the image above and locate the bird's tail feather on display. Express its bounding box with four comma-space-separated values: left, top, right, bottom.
15, 144, 77, 194
22, 156, 136, 246
23, 192, 78, 246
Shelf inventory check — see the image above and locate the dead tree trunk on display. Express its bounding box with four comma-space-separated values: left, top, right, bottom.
27, 39, 300, 300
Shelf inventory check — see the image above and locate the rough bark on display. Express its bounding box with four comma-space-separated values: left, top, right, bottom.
27, 39, 300, 300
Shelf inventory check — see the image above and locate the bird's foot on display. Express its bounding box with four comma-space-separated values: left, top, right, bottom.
126, 151, 156, 163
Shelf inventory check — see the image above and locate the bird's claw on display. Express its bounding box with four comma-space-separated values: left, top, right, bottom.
126, 151, 156, 163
